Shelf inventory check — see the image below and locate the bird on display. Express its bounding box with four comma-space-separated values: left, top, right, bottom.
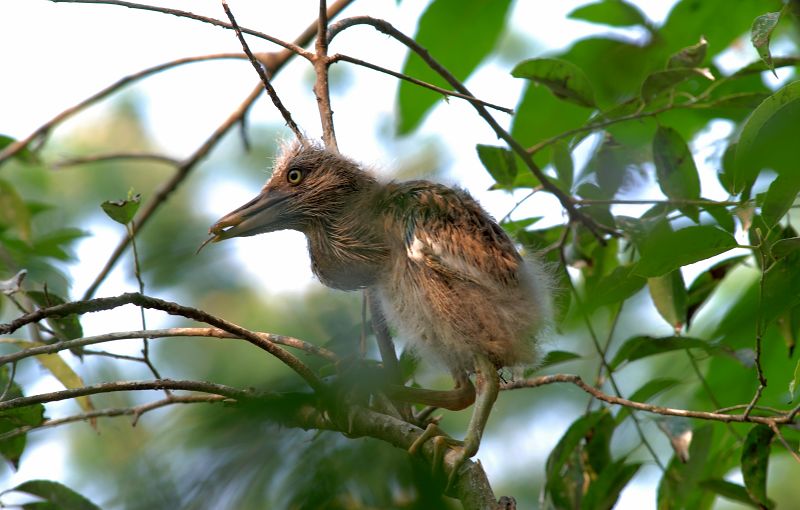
206, 139, 552, 489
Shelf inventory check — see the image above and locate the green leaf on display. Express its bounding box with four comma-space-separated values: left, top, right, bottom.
12, 480, 101, 510
12, 340, 94, 417
667, 37, 708, 69
551, 140, 574, 191
741, 425, 774, 509
700, 479, 765, 508
736, 80, 800, 195
610, 335, 712, 369
538, 350, 581, 369
648, 270, 688, 332
641, 68, 713, 102
0, 178, 32, 242
31, 228, 90, 261
101, 192, 141, 225
397, 0, 512, 133
750, 11, 782, 77
26, 291, 83, 341
585, 264, 647, 310
545, 410, 609, 508
790, 357, 800, 402
718, 142, 738, 195
586, 134, 630, 199
772, 237, 800, 259
511, 82, 592, 169
635, 225, 737, 277
657, 425, 715, 509
616, 378, 680, 423
511, 58, 596, 108
652, 126, 701, 222
0, 366, 45, 469
567, 0, 647, 27
476, 145, 516, 187
583, 460, 641, 510
761, 173, 800, 226
0, 135, 39, 165
760, 252, 800, 326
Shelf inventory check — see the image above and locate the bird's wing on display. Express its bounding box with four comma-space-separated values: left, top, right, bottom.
388, 183, 521, 286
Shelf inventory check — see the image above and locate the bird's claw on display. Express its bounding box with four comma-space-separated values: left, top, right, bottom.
409, 423, 466, 492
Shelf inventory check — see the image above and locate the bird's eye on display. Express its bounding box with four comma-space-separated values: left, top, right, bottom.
287, 168, 303, 185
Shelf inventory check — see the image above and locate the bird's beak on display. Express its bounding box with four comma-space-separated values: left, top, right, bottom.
204, 189, 291, 245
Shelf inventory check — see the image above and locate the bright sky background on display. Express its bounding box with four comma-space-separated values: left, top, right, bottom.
0, 0, 775, 507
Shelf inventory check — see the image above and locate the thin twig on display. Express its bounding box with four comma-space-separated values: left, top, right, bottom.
559, 238, 666, 470
221, 0, 303, 140
502, 374, 798, 425
768, 422, 800, 464
0, 293, 325, 392
80, 0, 354, 300
0, 379, 253, 413
744, 235, 769, 418
49, 0, 311, 58
53, 152, 180, 169
0, 394, 227, 442
0, 327, 337, 366
0, 53, 246, 166
328, 16, 615, 243
329, 53, 513, 114
314, 0, 337, 150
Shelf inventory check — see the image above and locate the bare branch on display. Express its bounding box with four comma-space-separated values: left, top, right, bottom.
53, 152, 180, 169
221, 0, 303, 140
314, 0, 337, 150
0, 394, 227, 442
80, 1, 354, 300
502, 374, 798, 426
325, 15, 615, 243
329, 53, 513, 114
0, 378, 252, 413
0, 293, 325, 392
0, 327, 337, 366
49, 0, 311, 58
0, 53, 244, 166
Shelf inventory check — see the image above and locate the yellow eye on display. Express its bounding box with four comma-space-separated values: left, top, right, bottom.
287, 168, 303, 185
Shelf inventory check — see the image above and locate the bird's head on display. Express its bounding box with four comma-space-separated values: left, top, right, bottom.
205, 140, 374, 245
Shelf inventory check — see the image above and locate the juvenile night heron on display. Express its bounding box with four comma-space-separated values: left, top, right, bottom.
207, 140, 551, 486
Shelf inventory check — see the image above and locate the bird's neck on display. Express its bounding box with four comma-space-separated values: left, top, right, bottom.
304, 181, 389, 290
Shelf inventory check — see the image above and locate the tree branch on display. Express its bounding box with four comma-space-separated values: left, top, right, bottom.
221, 0, 303, 140
329, 53, 513, 114
314, 0, 338, 150
325, 15, 615, 243
0, 293, 325, 392
80, 1, 354, 299
502, 374, 798, 426
0, 326, 337, 366
49, 0, 311, 58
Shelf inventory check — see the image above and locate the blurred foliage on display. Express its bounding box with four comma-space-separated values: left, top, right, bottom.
2, 0, 800, 509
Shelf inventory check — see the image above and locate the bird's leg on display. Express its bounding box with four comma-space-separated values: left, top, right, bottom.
446, 352, 499, 490
387, 372, 476, 412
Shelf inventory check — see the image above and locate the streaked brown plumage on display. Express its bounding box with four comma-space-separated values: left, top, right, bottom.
208, 140, 551, 486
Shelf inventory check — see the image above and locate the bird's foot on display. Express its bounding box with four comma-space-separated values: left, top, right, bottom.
409, 422, 469, 492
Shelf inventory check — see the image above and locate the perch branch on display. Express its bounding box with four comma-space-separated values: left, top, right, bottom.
53, 152, 180, 169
